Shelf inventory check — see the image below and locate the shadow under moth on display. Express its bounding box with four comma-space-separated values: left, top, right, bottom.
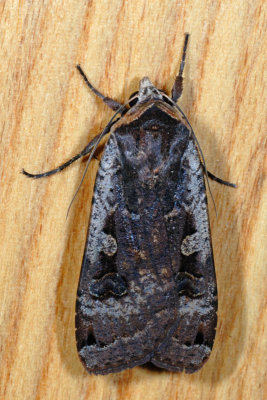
23, 34, 236, 375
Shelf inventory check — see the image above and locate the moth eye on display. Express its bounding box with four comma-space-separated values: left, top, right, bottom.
129, 90, 138, 99
128, 91, 138, 107
158, 91, 172, 106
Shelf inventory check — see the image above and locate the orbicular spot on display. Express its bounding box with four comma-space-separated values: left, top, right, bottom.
101, 233, 117, 256
89, 273, 127, 299
181, 232, 201, 256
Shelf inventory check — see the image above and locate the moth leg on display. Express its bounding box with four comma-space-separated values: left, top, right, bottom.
204, 167, 237, 188
76, 65, 122, 111
22, 131, 105, 179
171, 33, 189, 102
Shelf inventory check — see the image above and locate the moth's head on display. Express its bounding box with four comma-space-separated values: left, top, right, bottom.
138, 77, 163, 103
128, 77, 164, 107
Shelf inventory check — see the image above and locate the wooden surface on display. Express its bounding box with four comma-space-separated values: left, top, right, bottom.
0, 1, 266, 399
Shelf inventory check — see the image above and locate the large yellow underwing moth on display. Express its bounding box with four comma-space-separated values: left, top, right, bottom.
23, 34, 236, 375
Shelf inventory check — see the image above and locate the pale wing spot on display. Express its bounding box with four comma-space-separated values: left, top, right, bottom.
181, 232, 201, 256
101, 234, 118, 256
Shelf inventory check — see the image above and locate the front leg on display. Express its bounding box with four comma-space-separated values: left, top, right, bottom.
76, 65, 122, 111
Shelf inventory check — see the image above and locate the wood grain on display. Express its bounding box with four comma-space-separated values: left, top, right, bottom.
0, 1, 266, 399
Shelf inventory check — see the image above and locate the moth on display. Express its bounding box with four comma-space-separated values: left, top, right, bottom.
23, 34, 235, 375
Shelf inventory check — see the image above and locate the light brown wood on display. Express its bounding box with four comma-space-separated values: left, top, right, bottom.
0, 1, 266, 399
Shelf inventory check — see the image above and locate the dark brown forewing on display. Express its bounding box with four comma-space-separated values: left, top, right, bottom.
151, 134, 217, 372
76, 107, 182, 374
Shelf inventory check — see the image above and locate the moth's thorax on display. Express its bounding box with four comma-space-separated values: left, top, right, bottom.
138, 77, 163, 103
112, 98, 191, 136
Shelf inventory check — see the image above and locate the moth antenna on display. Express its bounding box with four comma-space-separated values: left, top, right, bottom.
178, 33, 189, 78
171, 33, 190, 102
